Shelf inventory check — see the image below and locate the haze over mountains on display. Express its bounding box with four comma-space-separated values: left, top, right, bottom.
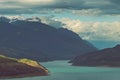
71, 45, 120, 67
0, 16, 97, 62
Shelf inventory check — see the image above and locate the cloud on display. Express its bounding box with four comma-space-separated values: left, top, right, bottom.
0, 0, 120, 15
72, 9, 102, 16
58, 18, 120, 41
0, 0, 84, 9
109, 0, 120, 5
20, 0, 54, 3
40, 16, 64, 29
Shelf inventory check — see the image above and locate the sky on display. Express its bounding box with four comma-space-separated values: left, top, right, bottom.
0, 0, 120, 49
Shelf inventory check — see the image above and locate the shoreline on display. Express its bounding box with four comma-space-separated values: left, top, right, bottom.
0, 73, 49, 79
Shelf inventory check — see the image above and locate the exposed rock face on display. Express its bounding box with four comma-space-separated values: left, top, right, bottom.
0, 55, 48, 79
71, 45, 120, 67
0, 17, 97, 61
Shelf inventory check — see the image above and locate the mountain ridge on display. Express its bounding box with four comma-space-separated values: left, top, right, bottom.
71, 44, 120, 67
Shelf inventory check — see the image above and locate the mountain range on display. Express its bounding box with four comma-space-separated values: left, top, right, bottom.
0, 16, 97, 61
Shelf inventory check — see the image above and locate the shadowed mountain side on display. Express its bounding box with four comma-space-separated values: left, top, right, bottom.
0, 19, 97, 61
71, 45, 120, 67
0, 55, 48, 79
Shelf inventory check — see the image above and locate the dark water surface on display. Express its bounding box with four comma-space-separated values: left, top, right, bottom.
3, 60, 120, 80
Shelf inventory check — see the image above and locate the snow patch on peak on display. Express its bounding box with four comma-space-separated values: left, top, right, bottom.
26, 17, 41, 22
0, 16, 42, 23
0, 16, 26, 23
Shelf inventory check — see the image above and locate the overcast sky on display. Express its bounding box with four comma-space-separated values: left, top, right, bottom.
0, 0, 120, 49
0, 0, 120, 15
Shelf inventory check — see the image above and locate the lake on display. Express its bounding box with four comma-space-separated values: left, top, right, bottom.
3, 60, 120, 80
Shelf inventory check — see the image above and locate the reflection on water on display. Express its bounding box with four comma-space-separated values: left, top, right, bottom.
3, 60, 120, 80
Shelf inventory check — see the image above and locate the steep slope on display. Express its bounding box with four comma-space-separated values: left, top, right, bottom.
71, 45, 120, 67
0, 17, 97, 61
0, 55, 48, 79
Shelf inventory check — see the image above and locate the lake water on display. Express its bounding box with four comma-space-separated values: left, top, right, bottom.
3, 60, 120, 80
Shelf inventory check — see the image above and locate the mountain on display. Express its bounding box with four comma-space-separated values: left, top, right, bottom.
0, 16, 97, 61
0, 16, 10, 22
0, 55, 48, 79
89, 40, 120, 49
71, 45, 120, 67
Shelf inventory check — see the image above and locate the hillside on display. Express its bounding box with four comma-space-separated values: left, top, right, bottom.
71, 45, 120, 67
0, 55, 48, 79
0, 16, 97, 61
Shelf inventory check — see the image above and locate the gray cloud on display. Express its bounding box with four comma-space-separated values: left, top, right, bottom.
0, 0, 120, 15
109, 0, 120, 4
